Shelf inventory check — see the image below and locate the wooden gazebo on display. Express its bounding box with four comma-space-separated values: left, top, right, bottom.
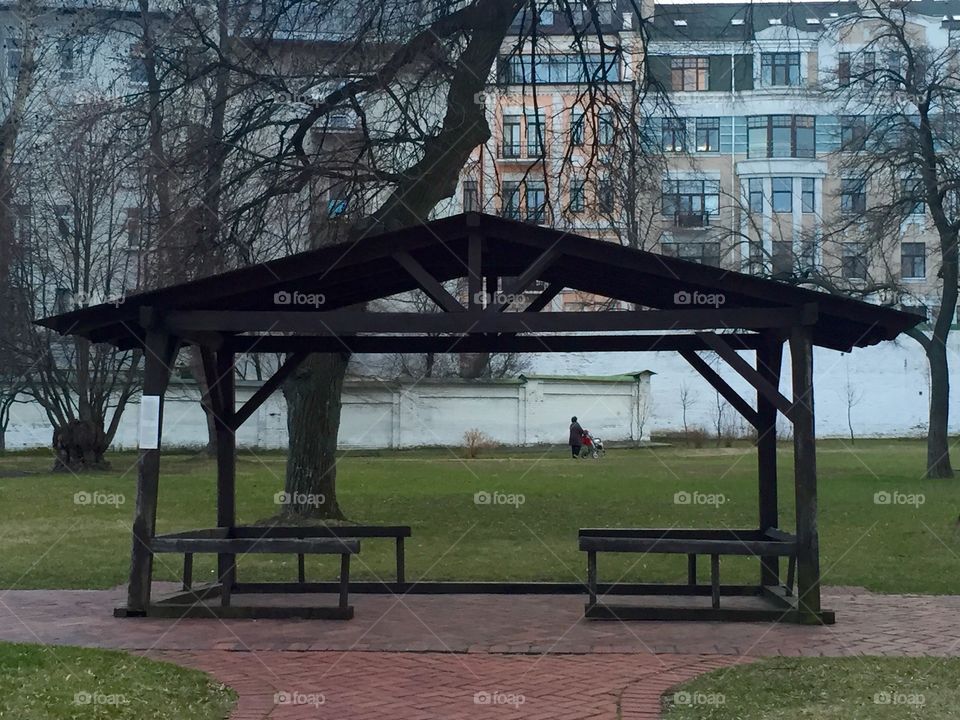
37, 213, 922, 623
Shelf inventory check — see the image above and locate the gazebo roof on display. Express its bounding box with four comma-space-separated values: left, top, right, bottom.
37, 212, 923, 353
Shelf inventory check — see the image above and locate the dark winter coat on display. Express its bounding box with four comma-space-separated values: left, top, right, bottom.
569, 422, 584, 446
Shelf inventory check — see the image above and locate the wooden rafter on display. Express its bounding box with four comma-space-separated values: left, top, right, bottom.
393, 251, 465, 313
230, 352, 309, 431
680, 349, 760, 428
697, 331, 796, 422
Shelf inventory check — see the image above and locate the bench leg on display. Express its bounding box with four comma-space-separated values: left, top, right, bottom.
587, 550, 597, 607
786, 555, 796, 597
297, 553, 306, 584
339, 554, 351, 610
396, 537, 405, 591
221, 568, 232, 607
182, 553, 193, 591
687, 554, 697, 586
710, 554, 720, 610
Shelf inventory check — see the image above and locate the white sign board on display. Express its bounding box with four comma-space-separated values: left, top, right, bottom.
138, 395, 161, 449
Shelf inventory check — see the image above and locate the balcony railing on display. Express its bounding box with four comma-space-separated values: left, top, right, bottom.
674, 212, 710, 228
501, 142, 522, 158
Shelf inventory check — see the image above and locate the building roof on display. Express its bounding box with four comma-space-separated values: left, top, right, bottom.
648, 0, 953, 42
36, 213, 923, 354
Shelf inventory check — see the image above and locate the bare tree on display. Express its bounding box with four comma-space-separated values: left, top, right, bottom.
800, 4, 956, 477
5, 101, 143, 470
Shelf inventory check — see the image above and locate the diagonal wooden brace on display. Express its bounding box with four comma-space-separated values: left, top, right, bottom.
696, 331, 796, 422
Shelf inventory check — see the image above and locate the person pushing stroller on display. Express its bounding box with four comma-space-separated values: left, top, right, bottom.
569, 416, 584, 459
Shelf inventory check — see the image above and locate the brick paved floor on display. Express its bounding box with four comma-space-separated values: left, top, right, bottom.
2, 586, 958, 719
1, 585, 958, 656
152, 650, 746, 719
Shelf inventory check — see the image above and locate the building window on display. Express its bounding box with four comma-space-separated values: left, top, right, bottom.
598, 178, 614, 213
526, 181, 546, 223
772, 241, 793, 276
862, 51, 876, 82
462, 180, 479, 212
671, 56, 708, 91
840, 178, 866, 214
662, 118, 686, 152
761, 52, 800, 86
129, 44, 148, 84
6, 39, 21, 78
500, 53, 619, 84
901, 242, 926, 279
900, 179, 924, 215
842, 242, 867, 279
598, 110, 614, 145
662, 241, 721, 266
695, 117, 720, 152
661, 179, 720, 226
838, 52, 851, 86
502, 181, 521, 219
569, 177, 585, 213
799, 240, 816, 271
748, 178, 764, 213
502, 115, 522, 157
571, 110, 584, 146
801, 178, 815, 213
13, 203, 30, 247
772, 178, 792, 213
526, 113, 545, 156
840, 115, 867, 150
747, 115, 815, 158
125, 208, 141, 248
59, 38, 76, 79
539, 1, 554, 25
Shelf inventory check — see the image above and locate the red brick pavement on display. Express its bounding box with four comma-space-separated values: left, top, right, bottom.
153, 650, 746, 719
1, 585, 958, 656
2, 586, 958, 719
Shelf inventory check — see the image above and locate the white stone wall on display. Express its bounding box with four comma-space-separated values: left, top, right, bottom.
3, 375, 652, 451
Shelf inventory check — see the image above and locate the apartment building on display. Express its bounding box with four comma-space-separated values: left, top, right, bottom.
459, 0, 957, 318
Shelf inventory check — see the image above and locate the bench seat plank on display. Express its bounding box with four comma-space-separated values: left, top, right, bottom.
151, 537, 359, 555
578, 536, 796, 556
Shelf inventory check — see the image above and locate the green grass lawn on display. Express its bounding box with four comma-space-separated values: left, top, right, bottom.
663, 657, 960, 719
0, 439, 958, 592
0, 642, 234, 719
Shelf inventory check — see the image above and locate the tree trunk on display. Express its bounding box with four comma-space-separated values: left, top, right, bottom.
189, 346, 218, 456
52, 418, 109, 472
925, 338, 953, 478
281, 352, 348, 519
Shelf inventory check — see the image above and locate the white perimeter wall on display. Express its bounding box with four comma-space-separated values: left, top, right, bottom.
510, 335, 960, 439
6, 335, 958, 450
4, 376, 651, 451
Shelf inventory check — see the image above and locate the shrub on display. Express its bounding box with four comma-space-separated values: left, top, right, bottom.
463, 429, 497, 458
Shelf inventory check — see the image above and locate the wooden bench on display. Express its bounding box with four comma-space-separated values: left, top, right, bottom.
151, 529, 359, 618
579, 528, 798, 617
179, 525, 411, 592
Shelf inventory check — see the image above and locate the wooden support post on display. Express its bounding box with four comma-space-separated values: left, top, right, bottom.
339, 554, 351, 610
587, 550, 597, 606
182, 553, 193, 591
756, 336, 784, 586
710, 554, 720, 609
215, 350, 237, 595
467, 233, 483, 310
790, 326, 822, 621
298, 554, 306, 583
396, 537, 406, 589
127, 323, 175, 615
687, 554, 697, 585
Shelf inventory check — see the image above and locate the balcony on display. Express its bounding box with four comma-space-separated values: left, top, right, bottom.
674, 212, 710, 229
501, 142, 522, 159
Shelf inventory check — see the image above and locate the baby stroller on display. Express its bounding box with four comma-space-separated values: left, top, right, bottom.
580, 430, 606, 459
